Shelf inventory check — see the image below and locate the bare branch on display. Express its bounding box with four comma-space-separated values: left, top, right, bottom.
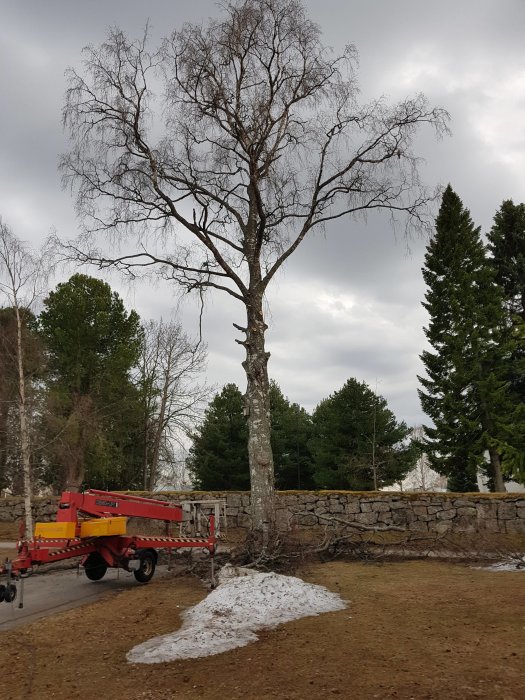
60, 0, 450, 539
0, 218, 52, 534
137, 317, 211, 490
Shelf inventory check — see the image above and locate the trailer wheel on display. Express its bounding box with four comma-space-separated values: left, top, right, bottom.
84, 552, 108, 581
3, 584, 17, 603
134, 549, 156, 583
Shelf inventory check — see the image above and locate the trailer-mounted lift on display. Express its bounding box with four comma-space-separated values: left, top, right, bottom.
0, 489, 221, 607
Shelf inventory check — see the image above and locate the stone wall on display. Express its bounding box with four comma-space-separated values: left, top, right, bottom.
0, 496, 58, 525
269, 492, 525, 535
1, 491, 524, 535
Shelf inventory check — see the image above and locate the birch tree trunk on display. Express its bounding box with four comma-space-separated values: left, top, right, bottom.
243, 290, 275, 544
14, 306, 33, 536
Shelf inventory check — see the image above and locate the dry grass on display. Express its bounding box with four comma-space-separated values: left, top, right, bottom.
0, 560, 524, 699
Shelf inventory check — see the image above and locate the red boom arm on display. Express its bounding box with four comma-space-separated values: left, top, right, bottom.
56, 489, 184, 523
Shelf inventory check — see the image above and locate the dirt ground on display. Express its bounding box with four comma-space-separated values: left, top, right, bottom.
0, 521, 19, 539
0, 559, 524, 700
0, 522, 18, 563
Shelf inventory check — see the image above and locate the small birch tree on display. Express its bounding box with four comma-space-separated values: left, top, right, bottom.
61, 0, 448, 544
0, 219, 47, 536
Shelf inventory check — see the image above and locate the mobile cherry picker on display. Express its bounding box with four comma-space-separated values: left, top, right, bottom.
0, 489, 220, 607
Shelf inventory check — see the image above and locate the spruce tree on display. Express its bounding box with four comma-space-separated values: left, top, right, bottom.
269, 382, 315, 490
187, 384, 250, 490
310, 378, 417, 490
487, 200, 525, 406
187, 381, 314, 490
419, 186, 525, 491
487, 200, 525, 320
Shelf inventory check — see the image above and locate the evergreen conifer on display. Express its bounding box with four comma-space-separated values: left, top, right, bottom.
419, 187, 525, 490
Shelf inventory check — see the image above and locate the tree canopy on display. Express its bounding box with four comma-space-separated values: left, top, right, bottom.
137, 318, 208, 490
487, 199, 525, 408
39, 274, 144, 491
309, 378, 417, 490
0, 218, 48, 532
488, 200, 525, 320
188, 381, 315, 491
270, 382, 315, 490
61, 0, 448, 537
187, 383, 250, 491
419, 187, 525, 491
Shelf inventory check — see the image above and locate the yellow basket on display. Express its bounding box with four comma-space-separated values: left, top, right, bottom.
34, 521, 77, 539
80, 517, 128, 538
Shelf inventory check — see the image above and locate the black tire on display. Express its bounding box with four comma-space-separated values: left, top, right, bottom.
133, 549, 156, 584
4, 584, 16, 603
84, 552, 108, 581
0, 584, 5, 602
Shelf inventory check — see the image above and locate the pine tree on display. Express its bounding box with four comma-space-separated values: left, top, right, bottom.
418, 186, 525, 491
39, 274, 144, 491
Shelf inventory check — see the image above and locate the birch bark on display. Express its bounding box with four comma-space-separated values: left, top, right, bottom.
243, 291, 275, 539
14, 305, 33, 535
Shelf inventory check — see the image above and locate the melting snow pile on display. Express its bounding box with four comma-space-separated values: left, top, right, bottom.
127, 565, 346, 664
476, 561, 525, 572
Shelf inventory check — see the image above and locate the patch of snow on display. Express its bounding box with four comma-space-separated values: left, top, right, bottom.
127, 565, 346, 664
474, 560, 525, 572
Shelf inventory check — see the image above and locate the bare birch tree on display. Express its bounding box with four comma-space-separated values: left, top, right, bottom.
0, 309, 21, 493
0, 219, 47, 536
61, 0, 449, 544
0, 307, 44, 496
138, 318, 208, 490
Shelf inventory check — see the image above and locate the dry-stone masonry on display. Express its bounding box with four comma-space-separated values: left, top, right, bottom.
1, 491, 524, 535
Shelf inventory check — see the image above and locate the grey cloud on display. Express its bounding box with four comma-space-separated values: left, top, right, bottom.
1, 0, 523, 430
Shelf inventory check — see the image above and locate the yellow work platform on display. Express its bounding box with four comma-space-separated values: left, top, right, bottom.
34, 521, 77, 539
80, 517, 127, 538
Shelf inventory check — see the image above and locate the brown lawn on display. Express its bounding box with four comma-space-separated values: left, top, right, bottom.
0, 559, 524, 699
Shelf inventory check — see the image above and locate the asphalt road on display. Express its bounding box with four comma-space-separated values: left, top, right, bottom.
0, 566, 168, 632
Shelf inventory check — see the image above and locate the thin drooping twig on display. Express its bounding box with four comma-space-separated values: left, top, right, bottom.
60, 1, 450, 541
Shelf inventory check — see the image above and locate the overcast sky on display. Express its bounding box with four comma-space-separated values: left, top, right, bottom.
1, 0, 524, 426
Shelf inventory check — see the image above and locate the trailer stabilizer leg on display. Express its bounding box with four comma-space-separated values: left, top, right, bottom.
18, 576, 24, 609
210, 555, 216, 590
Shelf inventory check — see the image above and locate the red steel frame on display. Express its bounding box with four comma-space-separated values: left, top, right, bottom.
0, 489, 216, 577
